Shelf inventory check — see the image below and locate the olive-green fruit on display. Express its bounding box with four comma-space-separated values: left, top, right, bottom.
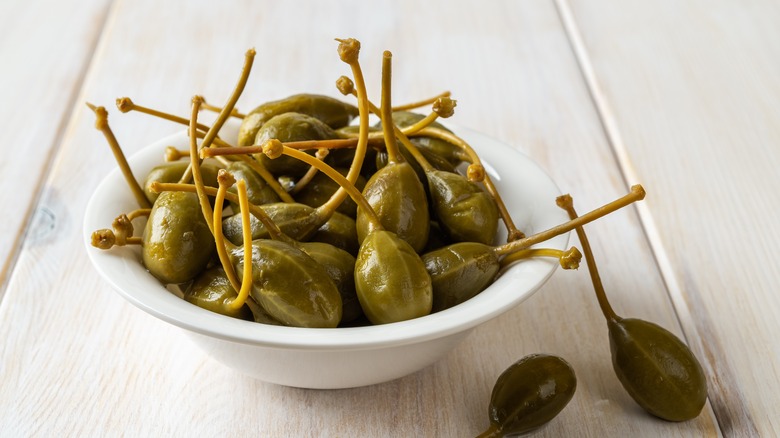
422, 242, 499, 312
356, 162, 430, 253
299, 242, 361, 323
375, 143, 436, 194
183, 267, 253, 320
233, 240, 342, 328
225, 161, 280, 208
486, 354, 577, 436
245, 298, 284, 325
222, 202, 320, 244
309, 212, 359, 255
238, 94, 358, 147
609, 318, 707, 421
354, 230, 432, 324
142, 191, 215, 284
334, 125, 379, 178
294, 168, 366, 218
390, 111, 464, 166
254, 112, 339, 177
222, 203, 357, 253
427, 170, 499, 245
143, 161, 219, 204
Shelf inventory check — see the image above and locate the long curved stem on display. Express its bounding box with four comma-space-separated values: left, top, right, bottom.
380, 51, 401, 164
86, 103, 151, 209
326, 38, 371, 215
493, 185, 646, 259
213, 172, 240, 291
188, 97, 215, 234
499, 247, 581, 270
200, 49, 256, 153
392, 90, 450, 112
188, 49, 256, 233
116, 97, 214, 134
556, 194, 619, 322
198, 95, 246, 119
227, 179, 254, 311
263, 142, 383, 231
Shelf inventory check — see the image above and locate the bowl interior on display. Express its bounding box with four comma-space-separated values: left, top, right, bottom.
84, 119, 568, 350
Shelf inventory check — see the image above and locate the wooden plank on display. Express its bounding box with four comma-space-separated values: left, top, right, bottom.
561, 0, 780, 435
0, 0, 113, 295
0, 0, 718, 435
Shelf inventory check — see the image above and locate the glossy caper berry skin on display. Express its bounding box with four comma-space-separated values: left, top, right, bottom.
183, 267, 253, 320
354, 230, 432, 325
221, 203, 357, 253
299, 241, 361, 324
426, 170, 499, 245
609, 318, 708, 421
142, 191, 215, 284
234, 240, 342, 328
390, 111, 464, 166
225, 160, 280, 208
422, 242, 499, 312
487, 354, 577, 436
254, 112, 339, 177
294, 168, 366, 218
308, 212, 359, 255
356, 162, 430, 253
238, 94, 358, 147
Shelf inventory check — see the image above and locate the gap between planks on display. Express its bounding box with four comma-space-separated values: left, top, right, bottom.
551, 0, 725, 435
0, 0, 115, 303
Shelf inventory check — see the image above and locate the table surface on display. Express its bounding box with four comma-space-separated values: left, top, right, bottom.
2, 0, 778, 436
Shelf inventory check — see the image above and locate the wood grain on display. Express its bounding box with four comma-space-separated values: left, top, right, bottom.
0, 0, 733, 436
563, 0, 780, 435
0, 0, 112, 296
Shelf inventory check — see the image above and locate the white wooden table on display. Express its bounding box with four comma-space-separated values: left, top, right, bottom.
1, 0, 777, 436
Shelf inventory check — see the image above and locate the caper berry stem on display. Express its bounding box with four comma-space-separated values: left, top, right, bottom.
189, 96, 216, 234
556, 193, 619, 322
392, 90, 451, 112
188, 49, 256, 234
226, 179, 253, 311
262, 140, 384, 231
494, 185, 646, 262
400, 97, 457, 136
213, 170, 241, 292
499, 246, 582, 270
125, 208, 151, 220
188, 128, 238, 149
199, 48, 256, 153
196, 95, 246, 119
380, 51, 402, 164
336, 76, 446, 173
116, 97, 214, 134
291, 149, 328, 195
335, 38, 371, 185
86, 103, 151, 209
308, 38, 373, 217
205, 147, 294, 203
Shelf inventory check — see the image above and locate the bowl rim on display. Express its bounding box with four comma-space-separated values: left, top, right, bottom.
84, 120, 569, 350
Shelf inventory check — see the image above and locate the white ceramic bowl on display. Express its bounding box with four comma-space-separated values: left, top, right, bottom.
84, 120, 568, 389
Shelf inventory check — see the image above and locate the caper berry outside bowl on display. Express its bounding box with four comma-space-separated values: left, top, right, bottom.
84, 119, 569, 389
